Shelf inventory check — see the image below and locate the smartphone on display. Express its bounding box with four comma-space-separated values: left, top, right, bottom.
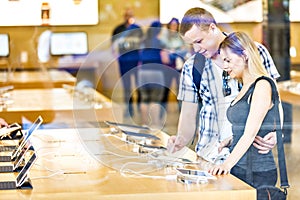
176, 168, 216, 184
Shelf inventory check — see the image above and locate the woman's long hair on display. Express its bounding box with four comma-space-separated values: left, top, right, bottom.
220, 32, 269, 80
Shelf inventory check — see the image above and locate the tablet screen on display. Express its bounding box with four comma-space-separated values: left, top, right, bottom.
0, 34, 9, 57
50, 32, 88, 56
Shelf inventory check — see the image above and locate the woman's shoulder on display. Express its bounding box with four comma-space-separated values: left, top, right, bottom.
254, 76, 275, 87
251, 76, 274, 97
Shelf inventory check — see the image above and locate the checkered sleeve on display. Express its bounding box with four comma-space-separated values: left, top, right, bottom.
256, 42, 280, 79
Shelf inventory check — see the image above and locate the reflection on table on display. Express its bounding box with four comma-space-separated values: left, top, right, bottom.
0, 69, 76, 89
0, 87, 122, 125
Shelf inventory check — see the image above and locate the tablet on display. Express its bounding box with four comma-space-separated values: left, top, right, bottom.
176, 168, 216, 184
122, 131, 160, 140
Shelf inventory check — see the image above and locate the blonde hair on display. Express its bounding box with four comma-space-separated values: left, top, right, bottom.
220, 32, 268, 78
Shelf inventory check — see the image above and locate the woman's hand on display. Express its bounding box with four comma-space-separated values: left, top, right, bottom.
208, 163, 231, 176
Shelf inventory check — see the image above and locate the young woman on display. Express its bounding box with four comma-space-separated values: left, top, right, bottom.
208, 32, 282, 188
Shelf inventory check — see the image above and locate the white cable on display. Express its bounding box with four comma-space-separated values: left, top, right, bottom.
31, 141, 62, 153
30, 170, 65, 181
120, 162, 177, 181
104, 132, 143, 147
35, 150, 60, 158
119, 159, 178, 180
32, 134, 57, 143
33, 162, 62, 172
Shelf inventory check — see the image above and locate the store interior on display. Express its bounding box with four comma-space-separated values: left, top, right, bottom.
0, 0, 299, 199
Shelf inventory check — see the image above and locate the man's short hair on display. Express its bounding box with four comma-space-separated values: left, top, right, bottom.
179, 7, 217, 36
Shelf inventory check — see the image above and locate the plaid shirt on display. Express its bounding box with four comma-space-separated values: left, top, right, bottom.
177, 42, 280, 156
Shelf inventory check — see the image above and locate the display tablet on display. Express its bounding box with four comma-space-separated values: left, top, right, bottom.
0, 33, 9, 57
50, 32, 88, 56
176, 168, 216, 183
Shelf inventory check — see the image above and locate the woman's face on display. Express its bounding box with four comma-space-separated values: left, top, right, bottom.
169, 21, 178, 31
220, 47, 246, 79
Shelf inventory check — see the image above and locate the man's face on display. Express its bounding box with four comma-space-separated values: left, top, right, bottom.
124, 9, 134, 24
182, 24, 220, 59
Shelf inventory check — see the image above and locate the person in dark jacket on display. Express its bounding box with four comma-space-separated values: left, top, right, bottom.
111, 8, 143, 117
138, 21, 168, 128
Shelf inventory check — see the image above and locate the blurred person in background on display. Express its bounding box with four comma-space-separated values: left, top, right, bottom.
138, 21, 169, 128
111, 8, 143, 118
160, 17, 190, 116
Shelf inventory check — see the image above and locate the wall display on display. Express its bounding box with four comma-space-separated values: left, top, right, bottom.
0, 34, 9, 57
50, 32, 88, 56
290, 0, 299, 22
160, 0, 262, 24
0, 0, 98, 26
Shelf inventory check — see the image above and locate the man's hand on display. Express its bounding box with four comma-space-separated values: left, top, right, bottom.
167, 135, 187, 153
253, 131, 277, 154
218, 136, 232, 153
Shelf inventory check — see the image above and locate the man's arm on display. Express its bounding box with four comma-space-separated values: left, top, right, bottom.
167, 101, 198, 152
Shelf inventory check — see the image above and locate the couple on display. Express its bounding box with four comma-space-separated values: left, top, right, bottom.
168, 7, 282, 189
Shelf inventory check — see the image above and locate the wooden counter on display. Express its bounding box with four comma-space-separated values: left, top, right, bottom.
278, 80, 300, 106
0, 88, 122, 124
0, 69, 76, 89
291, 70, 300, 82
276, 70, 300, 105
0, 128, 256, 199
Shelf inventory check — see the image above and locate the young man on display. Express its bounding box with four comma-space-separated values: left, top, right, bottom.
168, 7, 280, 160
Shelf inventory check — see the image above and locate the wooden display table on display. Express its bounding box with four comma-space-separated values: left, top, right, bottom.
0, 88, 122, 125
0, 69, 76, 89
278, 80, 300, 106
0, 128, 256, 199
291, 70, 300, 82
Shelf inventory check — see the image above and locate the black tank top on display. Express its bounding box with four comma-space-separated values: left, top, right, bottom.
227, 76, 277, 172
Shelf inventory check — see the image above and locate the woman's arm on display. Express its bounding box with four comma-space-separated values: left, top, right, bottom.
209, 80, 272, 175
253, 80, 283, 154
